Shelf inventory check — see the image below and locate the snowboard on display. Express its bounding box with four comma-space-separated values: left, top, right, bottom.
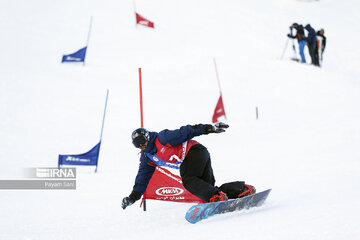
185, 189, 271, 224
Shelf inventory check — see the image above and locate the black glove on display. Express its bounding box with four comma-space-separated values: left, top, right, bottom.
122, 196, 135, 210
203, 122, 229, 134
287, 33, 292, 38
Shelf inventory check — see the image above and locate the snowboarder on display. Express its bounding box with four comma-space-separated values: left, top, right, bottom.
122, 123, 256, 209
287, 23, 306, 63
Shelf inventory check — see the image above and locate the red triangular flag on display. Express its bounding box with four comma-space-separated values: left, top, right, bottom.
135, 13, 154, 28
212, 95, 226, 123
141, 167, 204, 206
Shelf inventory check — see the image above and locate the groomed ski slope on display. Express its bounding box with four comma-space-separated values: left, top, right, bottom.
0, 0, 359, 239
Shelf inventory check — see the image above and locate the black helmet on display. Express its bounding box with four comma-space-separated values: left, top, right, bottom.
131, 128, 150, 148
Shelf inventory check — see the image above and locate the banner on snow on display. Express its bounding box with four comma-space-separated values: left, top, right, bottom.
58, 141, 100, 170
212, 95, 226, 123
62, 46, 87, 63
135, 13, 154, 28
142, 167, 204, 205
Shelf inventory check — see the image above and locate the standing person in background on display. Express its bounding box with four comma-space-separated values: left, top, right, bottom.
316, 28, 327, 65
288, 23, 306, 63
304, 24, 319, 66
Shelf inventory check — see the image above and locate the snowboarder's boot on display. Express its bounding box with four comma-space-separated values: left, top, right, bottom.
209, 191, 228, 202
238, 184, 256, 198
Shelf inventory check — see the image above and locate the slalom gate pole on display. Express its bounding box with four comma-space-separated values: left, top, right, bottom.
138, 68, 147, 211
213, 58, 226, 119
143, 197, 146, 212
139, 68, 144, 128
83, 16, 93, 66
100, 89, 109, 142
96, 89, 109, 173
133, 0, 138, 28
213, 58, 222, 93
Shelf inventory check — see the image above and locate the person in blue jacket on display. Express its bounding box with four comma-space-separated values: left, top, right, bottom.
122, 123, 256, 209
304, 24, 319, 66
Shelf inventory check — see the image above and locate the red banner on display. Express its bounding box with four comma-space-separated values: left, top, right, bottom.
135, 13, 154, 28
142, 167, 204, 204
212, 95, 226, 123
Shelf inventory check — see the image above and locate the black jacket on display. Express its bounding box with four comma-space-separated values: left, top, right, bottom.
288, 24, 306, 42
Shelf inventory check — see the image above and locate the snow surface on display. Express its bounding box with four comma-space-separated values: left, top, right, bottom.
1, 0, 360, 239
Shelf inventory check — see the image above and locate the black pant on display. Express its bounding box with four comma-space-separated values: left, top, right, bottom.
180, 144, 217, 202
314, 45, 322, 67
308, 43, 319, 66
180, 144, 245, 202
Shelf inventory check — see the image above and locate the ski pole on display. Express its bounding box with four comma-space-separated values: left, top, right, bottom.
280, 37, 289, 60
292, 38, 296, 54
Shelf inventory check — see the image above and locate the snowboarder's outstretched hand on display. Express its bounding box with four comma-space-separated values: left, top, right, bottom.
122, 196, 135, 210
204, 122, 229, 134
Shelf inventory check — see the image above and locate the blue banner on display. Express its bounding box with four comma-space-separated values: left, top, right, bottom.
58, 142, 100, 169
145, 153, 181, 169
62, 46, 87, 63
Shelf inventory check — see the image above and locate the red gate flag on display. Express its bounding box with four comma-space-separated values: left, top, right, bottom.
141, 167, 204, 206
212, 95, 226, 123
135, 13, 154, 28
